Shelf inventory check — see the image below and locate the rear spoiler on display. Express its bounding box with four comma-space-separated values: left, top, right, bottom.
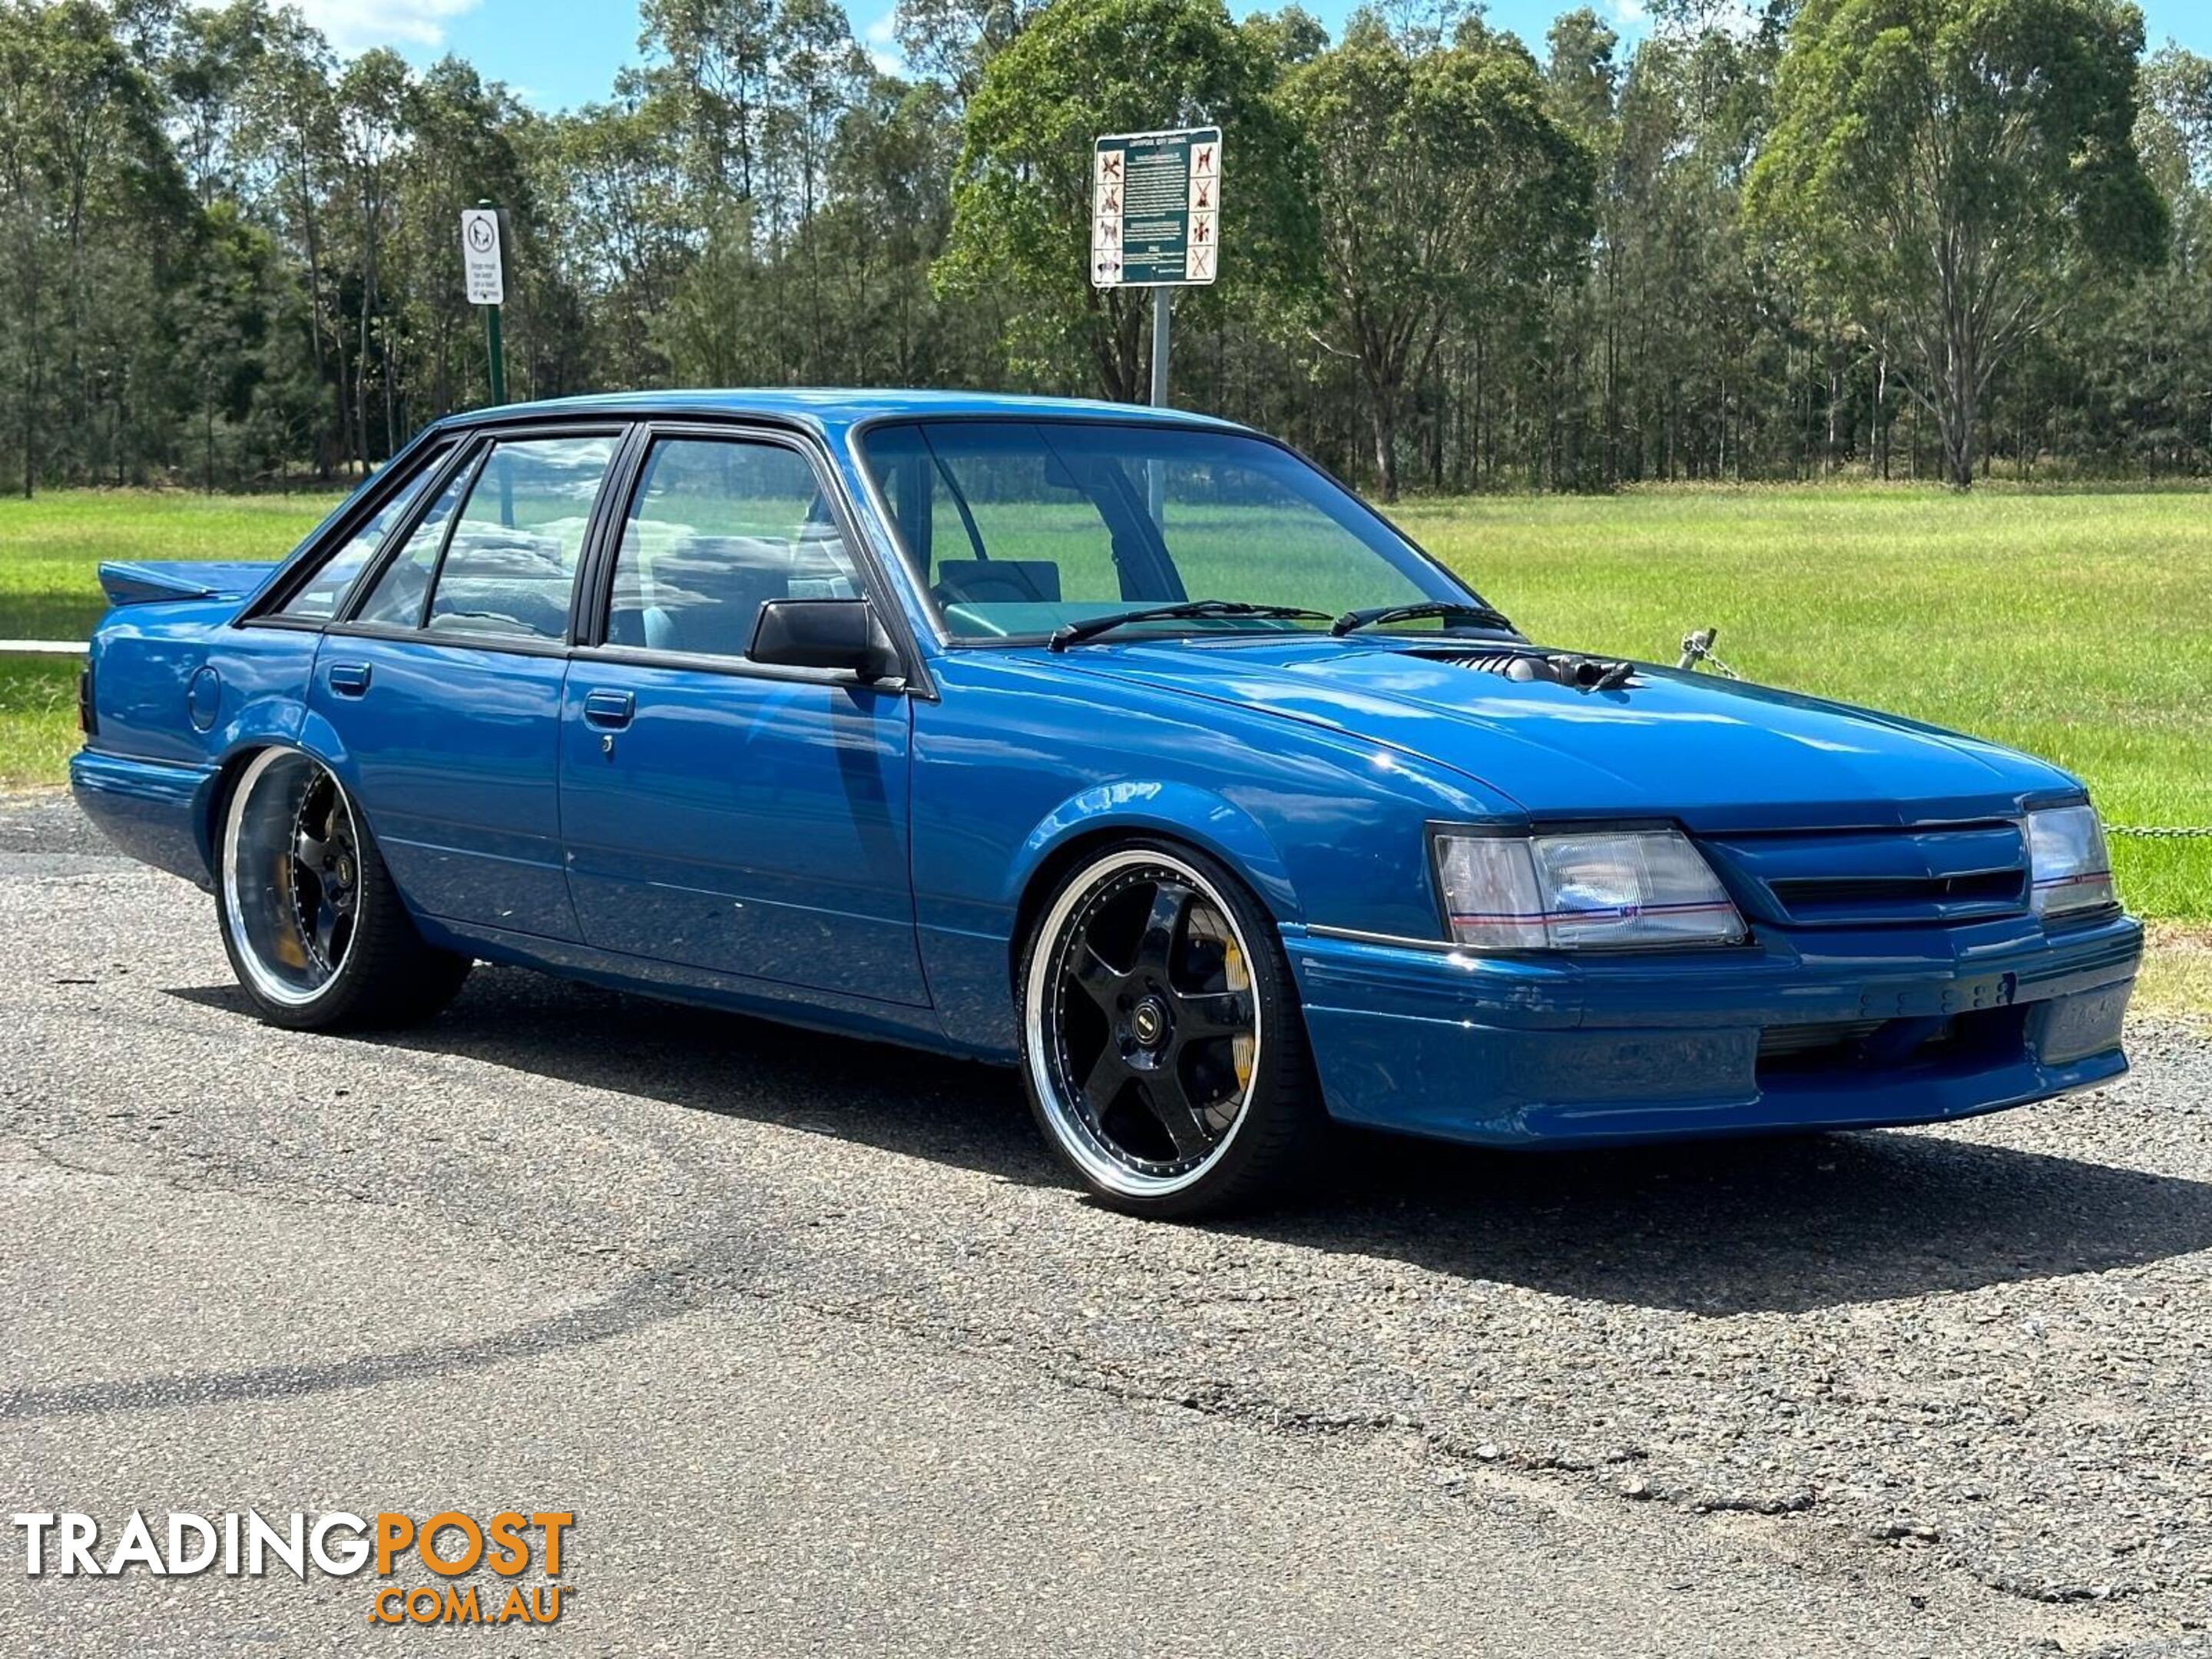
98, 560, 276, 608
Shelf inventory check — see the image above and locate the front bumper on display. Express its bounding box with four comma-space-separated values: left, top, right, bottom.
1284, 913, 2141, 1147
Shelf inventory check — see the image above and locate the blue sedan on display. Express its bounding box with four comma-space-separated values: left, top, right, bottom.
70, 391, 2141, 1217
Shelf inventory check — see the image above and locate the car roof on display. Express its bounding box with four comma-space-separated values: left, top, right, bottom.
431, 388, 1253, 441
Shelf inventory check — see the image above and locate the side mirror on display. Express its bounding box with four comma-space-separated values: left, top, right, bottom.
749, 598, 901, 682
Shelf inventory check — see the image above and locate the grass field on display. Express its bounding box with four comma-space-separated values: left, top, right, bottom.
0, 491, 343, 790
1396, 487, 2212, 925
2, 482, 2207, 926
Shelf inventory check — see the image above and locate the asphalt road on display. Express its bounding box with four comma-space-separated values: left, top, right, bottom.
2, 787, 2210, 1657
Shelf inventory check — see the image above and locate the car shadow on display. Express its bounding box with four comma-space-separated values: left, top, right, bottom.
170, 965, 2212, 1317
1239, 1124, 2212, 1315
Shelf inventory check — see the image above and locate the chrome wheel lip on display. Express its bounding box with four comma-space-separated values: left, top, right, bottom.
222, 748, 363, 1009
1025, 849, 1263, 1200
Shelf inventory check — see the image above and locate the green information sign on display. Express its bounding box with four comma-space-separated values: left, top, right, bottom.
1091, 127, 1220, 289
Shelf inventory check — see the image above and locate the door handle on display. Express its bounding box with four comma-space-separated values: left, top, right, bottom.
327, 662, 372, 697
582, 689, 634, 730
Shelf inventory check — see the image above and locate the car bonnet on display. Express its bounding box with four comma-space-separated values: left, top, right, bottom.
1038, 636, 2078, 833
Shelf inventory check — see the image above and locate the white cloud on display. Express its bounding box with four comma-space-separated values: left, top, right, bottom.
1606, 0, 1647, 22
863, 7, 902, 75
285, 0, 482, 52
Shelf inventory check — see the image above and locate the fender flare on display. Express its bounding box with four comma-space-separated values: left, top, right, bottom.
1006, 780, 1303, 927
201, 707, 355, 871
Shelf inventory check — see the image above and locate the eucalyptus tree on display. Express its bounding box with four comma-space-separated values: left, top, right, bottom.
0, 0, 63, 492
1283, 11, 1592, 498
1749, 0, 2166, 488
333, 48, 412, 462
395, 58, 543, 413
162, 0, 290, 209
0, 0, 180, 491
639, 0, 778, 203
892, 0, 1044, 104
233, 4, 345, 474
2054, 45, 2212, 472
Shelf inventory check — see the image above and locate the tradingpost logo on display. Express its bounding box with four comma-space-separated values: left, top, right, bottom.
11, 1508, 574, 1627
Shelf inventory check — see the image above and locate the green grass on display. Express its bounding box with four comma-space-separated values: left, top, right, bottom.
0, 489, 343, 641
0, 489, 341, 788
2, 482, 2207, 926
1393, 487, 2212, 923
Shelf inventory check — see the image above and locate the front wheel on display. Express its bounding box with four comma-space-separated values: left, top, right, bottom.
216, 747, 472, 1031
1018, 840, 1326, 1218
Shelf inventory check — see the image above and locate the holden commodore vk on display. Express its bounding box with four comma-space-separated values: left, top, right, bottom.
69, 392, 2142, 1217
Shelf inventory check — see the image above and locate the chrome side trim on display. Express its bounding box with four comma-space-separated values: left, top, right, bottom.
1297, 923, 1465, 957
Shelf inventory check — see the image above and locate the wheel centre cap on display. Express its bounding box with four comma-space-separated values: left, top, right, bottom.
1130, 996, 1170, 1048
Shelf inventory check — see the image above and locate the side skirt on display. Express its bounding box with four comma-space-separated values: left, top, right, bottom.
413, 913, 1008, 1062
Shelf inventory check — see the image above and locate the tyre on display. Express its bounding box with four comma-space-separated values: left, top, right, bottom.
1018, 839, 1326, 1218
215, 747, 472, 1031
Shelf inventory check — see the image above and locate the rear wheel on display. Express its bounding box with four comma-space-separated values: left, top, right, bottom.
216, 747, 472, 1031
1018, 841, 1325, 1218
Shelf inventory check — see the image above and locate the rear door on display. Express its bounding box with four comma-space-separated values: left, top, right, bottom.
309, 426, 625, 942
558, 426, 928, 1005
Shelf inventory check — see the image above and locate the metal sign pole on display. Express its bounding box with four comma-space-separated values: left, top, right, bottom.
1151, 286, 1171, 408
478, 199, 507, 406
485, 300, 507, 406
1147, 286, 1170, 525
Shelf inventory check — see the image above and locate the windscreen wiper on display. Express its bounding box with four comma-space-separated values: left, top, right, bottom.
1330, 600, 1517, 637
1047, 600, 1333, 651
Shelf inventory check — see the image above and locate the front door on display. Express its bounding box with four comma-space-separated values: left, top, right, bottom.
558, 430, 927, 1006
311, 429, 623, 942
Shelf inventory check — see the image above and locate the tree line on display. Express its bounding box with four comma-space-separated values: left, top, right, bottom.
0, 0, 2204, 500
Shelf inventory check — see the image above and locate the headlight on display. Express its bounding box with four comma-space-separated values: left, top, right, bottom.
2028, 805, 2118, 920
1432, 828, 1745, 951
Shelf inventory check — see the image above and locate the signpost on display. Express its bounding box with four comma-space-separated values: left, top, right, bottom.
1091, 127, 1220, 409
461, 202, 507, 405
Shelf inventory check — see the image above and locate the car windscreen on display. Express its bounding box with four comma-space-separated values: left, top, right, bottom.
858, 420, 1478, 642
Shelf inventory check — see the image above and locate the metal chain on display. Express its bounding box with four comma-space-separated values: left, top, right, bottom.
1676, 628, 1742, 680
1671, 624, 2208, 843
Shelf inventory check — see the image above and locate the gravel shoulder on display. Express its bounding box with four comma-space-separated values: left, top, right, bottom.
3, 790, 2210, 1656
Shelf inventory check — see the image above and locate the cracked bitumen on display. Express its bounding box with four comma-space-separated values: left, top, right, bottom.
3, 786, 2211, 1655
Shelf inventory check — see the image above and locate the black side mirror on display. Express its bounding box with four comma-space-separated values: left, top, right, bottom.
749, 598, 901, 682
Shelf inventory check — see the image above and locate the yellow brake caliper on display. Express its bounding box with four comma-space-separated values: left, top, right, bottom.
1224, 935, 1253, 1091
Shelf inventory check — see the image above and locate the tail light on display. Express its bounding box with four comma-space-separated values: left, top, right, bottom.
78, 661, 95, 737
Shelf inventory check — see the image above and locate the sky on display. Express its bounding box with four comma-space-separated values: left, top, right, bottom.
293, 0, 2212, 112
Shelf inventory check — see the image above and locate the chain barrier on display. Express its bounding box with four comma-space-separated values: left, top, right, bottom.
1676, 627, 1742, 680
1673, 624, 2207, 843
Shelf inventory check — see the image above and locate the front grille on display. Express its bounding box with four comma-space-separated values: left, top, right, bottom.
1751, 1013, 1964, 1079
1769, 868, 2025, 916
1701, 820, 2029, 928
1757, 1019, 1886, 1059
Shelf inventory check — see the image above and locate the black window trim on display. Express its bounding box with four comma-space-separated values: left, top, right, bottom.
319, 420, 631, 657
408, 443, 495, 631
568, 418, 931, 697
239, 430, 462, 628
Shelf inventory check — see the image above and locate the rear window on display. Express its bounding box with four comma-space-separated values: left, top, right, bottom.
426, 435, 618, 641
346, 433, 619, 639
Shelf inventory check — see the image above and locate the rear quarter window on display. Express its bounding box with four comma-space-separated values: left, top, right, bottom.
277, 445, 453, 621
